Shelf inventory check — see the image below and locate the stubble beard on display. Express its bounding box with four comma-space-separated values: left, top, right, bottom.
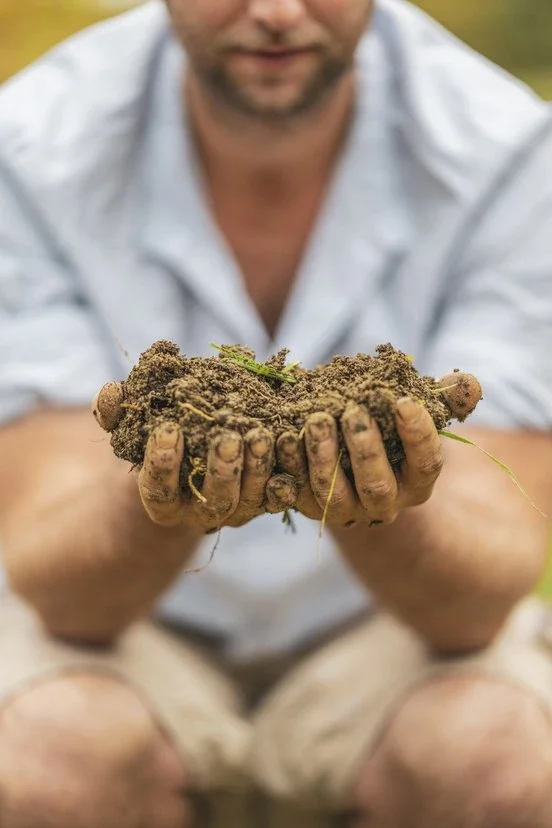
192, 54, 352, 123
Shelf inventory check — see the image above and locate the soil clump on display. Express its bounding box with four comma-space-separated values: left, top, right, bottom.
105, 341, 482, 489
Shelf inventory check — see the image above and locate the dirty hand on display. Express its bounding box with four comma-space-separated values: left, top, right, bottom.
277, 395, 446, 527
93, 382, 297, 531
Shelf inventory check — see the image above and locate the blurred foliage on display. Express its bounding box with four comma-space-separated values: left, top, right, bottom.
1, 1, 552, 95
418, 0, 552, 97
419, 0, 551, 68
0, 0, 106, 82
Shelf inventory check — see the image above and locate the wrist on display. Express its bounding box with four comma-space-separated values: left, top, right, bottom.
110, 462, 203, 549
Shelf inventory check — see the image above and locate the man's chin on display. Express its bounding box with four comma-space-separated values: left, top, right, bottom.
219, 86, 332, 122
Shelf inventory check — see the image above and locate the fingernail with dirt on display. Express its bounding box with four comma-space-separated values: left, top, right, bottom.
396, 397, 420, 423
248, 433, 271, 459
216, 434, 241, 462
308, 417, 332, 442
277, 433, 300, 459
344, 402, 371, 433
155, 426, 179, 450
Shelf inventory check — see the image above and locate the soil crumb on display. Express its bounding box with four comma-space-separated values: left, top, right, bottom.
107, 341, 482, 489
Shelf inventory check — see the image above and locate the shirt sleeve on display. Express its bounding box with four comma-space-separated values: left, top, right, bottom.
0, 167, 114, 426
423, 126, 552, 431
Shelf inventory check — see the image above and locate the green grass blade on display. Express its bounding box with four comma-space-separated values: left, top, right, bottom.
439, 430, 547, 518
210, 343, 299, 384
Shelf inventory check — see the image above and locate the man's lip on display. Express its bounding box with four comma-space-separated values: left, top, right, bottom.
233, 47, 313, 58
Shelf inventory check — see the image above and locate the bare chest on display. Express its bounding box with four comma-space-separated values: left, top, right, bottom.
213, 197, 321, 338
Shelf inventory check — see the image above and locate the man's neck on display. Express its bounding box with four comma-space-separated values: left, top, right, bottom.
186, 73, 356, 194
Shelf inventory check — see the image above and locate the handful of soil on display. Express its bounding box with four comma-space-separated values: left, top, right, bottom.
102, 341, 482, 489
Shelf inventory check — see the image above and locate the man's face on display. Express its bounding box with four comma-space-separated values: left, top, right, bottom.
166, 0, 373, 121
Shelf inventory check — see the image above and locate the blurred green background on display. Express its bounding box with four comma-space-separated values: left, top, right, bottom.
2, 0, 552, 594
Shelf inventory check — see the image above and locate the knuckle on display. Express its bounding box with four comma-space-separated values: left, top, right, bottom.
196, 499, 234, 522
328, 487, 349, 509
361, 479, 396, 503
207, 458, 243, 481
312, 481, 350, 512
152, 450, 179, 473
240, 495, 264, 513
351, 444, 381, 464
312, 474, 331, 497
139, 471, 178, 503
403, 423, 434, 447
417, 452, 444, 478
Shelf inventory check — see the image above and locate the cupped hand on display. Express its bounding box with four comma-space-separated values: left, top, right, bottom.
276, 394, 446, 527
92, 382, 297, 531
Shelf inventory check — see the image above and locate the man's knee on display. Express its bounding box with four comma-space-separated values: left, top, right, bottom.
0, 673, 191, 828
355, 678, 552, 828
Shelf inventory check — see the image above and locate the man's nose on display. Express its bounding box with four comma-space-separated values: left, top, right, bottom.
248, 0, 307, 33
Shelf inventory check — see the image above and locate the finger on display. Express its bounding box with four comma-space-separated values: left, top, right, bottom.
304, 413, 357, 524
395, 397, 443, 505
341, 403, 398, 522
92, 382, 124, 432
226, 428, 274, 527
265, 474, 298, 514
276, 431, 322, 519
437, 372, 483, 422
194, 431, 243, 528
241, 428, 274, 510
138, 423, 185, 525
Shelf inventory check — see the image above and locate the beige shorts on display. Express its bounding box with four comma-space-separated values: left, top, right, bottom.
2, 593, 552, 826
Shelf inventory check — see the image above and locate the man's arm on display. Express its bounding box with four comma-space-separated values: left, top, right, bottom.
0, 408, 203, 643
277, 405, 552, 655
333, 426, 552, 654
0, 403, 291, 644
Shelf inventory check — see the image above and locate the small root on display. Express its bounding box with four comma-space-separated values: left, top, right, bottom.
428, 384, 458, 395
188, 458, 207, 503
114, 336, 131, 363
178, 402, 215, 421
182, 528, 222, 575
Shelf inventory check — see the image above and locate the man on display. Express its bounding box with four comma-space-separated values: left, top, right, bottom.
1, 0, 552, 825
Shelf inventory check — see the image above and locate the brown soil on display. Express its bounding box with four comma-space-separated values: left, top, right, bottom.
107, 341, 482, 490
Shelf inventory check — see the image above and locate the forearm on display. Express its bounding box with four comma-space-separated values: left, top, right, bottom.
2, 466, 202, 642
333, 477, 548, 653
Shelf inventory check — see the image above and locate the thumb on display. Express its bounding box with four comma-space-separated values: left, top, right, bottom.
92, 381, 124, 432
